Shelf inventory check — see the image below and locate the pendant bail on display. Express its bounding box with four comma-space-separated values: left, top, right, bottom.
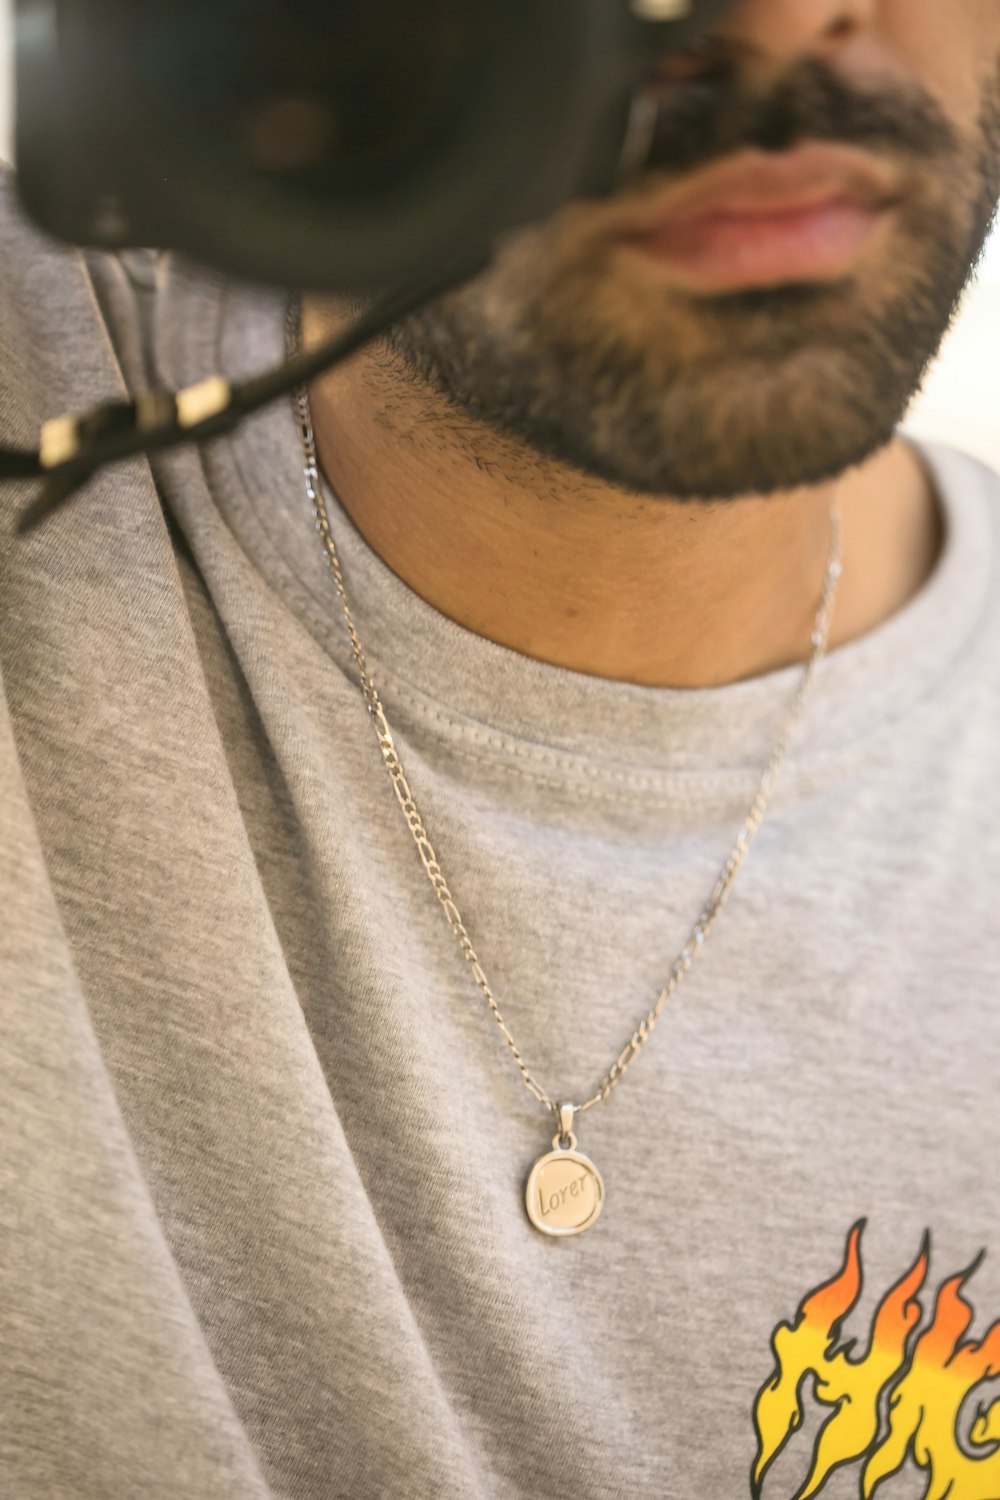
558, 1102, 576, 1144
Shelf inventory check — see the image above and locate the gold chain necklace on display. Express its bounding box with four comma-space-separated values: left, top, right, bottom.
287, 296, 843, 1237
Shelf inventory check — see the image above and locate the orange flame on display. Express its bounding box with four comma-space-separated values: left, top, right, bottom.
753, 1223, 1000, 1499
753, 1219, 927, 1499
862, 1258, 1000, 1500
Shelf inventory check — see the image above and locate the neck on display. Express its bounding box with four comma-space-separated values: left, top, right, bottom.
301, 299, 942, 690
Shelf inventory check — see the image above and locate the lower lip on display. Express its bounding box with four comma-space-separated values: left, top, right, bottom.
621, 199, 888, 291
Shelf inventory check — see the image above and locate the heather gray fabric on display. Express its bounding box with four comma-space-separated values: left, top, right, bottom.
2, 171, 1000, 1500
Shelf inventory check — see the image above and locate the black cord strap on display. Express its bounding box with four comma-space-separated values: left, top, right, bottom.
10, 248, 491, 537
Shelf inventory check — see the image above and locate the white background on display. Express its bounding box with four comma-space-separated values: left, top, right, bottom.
0, 0, 995, 467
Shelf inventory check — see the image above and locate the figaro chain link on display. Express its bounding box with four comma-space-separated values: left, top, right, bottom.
287, 296, 843, 1132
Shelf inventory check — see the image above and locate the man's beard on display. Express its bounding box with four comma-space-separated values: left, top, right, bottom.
381, 55, 1000, 500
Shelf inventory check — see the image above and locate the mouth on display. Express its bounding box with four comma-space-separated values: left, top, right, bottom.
616, 144, 901, 292
620, 197, 893, 290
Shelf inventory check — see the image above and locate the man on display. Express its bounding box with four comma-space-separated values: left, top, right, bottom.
2, 1, 1000, 1497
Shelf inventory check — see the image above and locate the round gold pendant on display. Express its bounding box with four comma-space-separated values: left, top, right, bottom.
525, 1128, 605, 1237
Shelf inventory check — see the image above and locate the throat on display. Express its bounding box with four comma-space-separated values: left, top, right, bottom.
302, 309, 941, 689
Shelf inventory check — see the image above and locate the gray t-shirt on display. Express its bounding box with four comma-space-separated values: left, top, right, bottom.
2, 173, 1000, 1500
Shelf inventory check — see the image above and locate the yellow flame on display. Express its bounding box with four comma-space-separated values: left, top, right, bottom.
753, 1220, 926, 1499
862, 1263, 1000, 1500
753, 1224, 1000, 1500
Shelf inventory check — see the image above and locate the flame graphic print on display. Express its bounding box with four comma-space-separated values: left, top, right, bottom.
752, 1220, 1000, 1500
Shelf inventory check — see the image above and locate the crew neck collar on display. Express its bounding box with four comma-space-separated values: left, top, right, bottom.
154, 263, 999, 787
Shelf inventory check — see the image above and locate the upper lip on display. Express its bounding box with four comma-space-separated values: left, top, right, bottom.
619, 144, 901, 233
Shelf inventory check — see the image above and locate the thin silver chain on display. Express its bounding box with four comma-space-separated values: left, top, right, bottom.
286, 296, 843, 1134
